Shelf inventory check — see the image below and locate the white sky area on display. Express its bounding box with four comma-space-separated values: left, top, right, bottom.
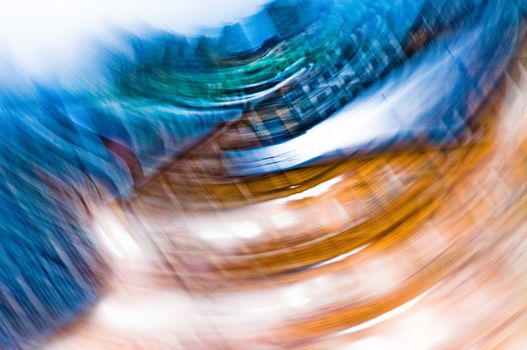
0, 0, 270, 79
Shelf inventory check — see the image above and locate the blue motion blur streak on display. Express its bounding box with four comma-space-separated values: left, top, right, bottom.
225, 0, 522, 176
0, 0, 524, 348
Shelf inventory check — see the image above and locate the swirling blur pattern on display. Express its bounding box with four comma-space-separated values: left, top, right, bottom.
1, 0, 527, 348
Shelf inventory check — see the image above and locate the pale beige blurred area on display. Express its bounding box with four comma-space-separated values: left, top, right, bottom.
41, 43, 527, 349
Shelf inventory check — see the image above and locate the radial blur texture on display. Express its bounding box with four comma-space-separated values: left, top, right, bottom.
1, 0, 527, 349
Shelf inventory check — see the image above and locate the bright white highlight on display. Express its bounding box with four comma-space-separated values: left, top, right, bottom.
0, 0, 270, 78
